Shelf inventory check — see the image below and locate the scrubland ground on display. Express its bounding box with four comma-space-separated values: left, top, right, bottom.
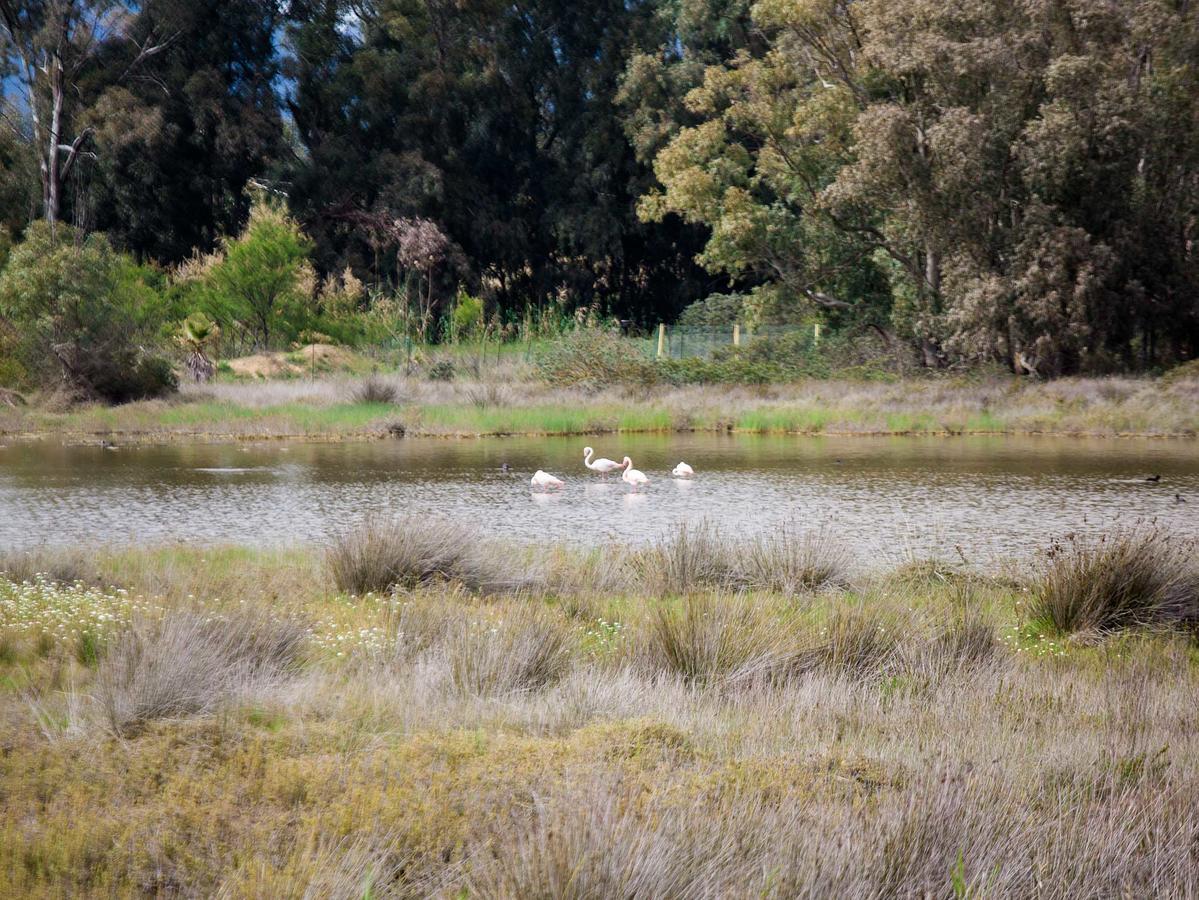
1, 523, 1198, 897
3, 367, 1199, 441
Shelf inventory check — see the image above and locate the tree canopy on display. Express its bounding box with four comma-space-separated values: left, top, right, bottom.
0, 0, 1195, 373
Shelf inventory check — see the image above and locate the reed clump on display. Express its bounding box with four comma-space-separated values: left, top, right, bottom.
95, 608, 306, 737
641, 520, 853, 597
446, 604, 574, 696
1029, 528, 1198, 634
349, 375, 401, 405
326, 516, 534, 595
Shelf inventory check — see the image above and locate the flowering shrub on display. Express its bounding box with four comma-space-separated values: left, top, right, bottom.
0, 576, 162, 659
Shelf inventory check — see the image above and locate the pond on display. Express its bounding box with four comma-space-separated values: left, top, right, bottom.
1, 433, 1196, 567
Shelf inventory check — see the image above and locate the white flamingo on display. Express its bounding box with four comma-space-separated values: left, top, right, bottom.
672, 461, 694, 478
621, 456, 649, 489
530, 470, 565, 489
583, 446, 626, 479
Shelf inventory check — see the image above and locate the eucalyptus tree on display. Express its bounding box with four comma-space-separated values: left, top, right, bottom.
0, 0, 172, 228
640, 0, 1199, 372
83, 0, 287, 262
283, 0, 712, 323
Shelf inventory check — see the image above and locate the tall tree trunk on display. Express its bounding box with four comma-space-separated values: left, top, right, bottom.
924, 247, 940, 297
46, 54, 65, 229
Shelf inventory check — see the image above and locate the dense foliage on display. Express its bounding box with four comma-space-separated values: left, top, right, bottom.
641, 0, 1199, 374
0, 222, 174, 400
0, 0, 1195, 377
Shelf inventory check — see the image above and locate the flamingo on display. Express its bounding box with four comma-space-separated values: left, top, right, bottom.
621, 456, 649, 489
584, 446, 626, 479
530, 470, 564, 489
672, 461, 694, 478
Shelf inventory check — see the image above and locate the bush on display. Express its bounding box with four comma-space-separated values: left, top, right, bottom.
0, 222, 174, 401
1029, 529, 1198, 634
426, 358, 456, 381
536, 329, 656, 389
450, 290, 484, 341
173, 194, 315, 351
677, 292, 746, 327
351, 376, 400, 405
446, 605, 573, 696
638, 594, 799, 684
92, 354, 178, 403
327, 517, 534, 595
95, 609, 306, 737
742, 525, 853, 595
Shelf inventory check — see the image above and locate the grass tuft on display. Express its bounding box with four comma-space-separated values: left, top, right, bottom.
743, 524, 852, 595
349, 376, 401, 405
801, 607, 900, 679
326, 516, 534, 595
1029, 528, 1197, 634
0, 546, 108, 588
641, 520, 853, 597
640, 520, 740, 596
95, 608, 306, 737
638, 594, 798, 684
446, 604, 573, 696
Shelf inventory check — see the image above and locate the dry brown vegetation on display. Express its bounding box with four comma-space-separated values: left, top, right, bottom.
2, 526, 1199, 897
3, 366, 1198, 440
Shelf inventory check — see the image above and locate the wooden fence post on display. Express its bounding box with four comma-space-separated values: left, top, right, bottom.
733, 323, 741, 347
657, 323, 666, 358
814, 322, 822, 346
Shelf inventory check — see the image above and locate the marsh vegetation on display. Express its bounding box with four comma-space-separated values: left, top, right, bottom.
2, 523, 1198, 897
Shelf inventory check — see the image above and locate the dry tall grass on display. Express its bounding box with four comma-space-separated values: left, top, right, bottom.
327, 516, 536, 595
640, 520, 852, 597
1030, 528, 1198, 634
96, 608, 306, 736
3, 534, 1199, 896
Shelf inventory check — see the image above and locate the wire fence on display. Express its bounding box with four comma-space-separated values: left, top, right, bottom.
637, 323, 823, 359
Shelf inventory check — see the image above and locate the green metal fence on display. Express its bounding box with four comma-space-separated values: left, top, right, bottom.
638, 323, 823, 359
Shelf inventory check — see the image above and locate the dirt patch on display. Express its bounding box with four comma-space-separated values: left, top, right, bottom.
226, 344, 362, 379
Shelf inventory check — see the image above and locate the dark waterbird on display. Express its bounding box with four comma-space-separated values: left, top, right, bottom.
1176, 494, 1186, 504
1145, 474, 1161, 482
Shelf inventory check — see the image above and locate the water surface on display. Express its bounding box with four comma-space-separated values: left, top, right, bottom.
1, 434, 1196, 566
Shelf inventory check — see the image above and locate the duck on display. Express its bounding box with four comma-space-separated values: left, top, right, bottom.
530, 470, 565, 489
672, 461, 694, 478
621, 457, 649, 489
1145, 474, 1162, 482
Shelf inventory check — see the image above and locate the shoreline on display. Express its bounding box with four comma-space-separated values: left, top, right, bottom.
2, 372, 1197, 444
2, 424, 1196, 444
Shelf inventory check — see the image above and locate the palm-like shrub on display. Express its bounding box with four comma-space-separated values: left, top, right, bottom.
177, 312, 221, 382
